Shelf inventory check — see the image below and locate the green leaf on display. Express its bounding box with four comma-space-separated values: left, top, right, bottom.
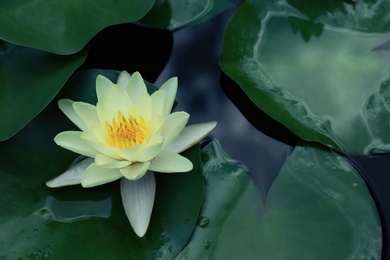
0, 0, 155, 54
0, 69, 204, 259
0, 41, 87, 141
177, 140, 381, 259
139, 0, 234, 29
220, 0, 390, 154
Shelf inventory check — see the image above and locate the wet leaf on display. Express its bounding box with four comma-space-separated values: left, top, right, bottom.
220, 0, 390, 154
177, 140, 381, 259
0, 0, 155, 54
0, 41, 87, 141
139, 0, 234, 29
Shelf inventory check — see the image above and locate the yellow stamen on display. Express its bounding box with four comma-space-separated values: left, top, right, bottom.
105, 111, 150, 149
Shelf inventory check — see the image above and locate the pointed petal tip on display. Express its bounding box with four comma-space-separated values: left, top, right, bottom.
165, 121, 217, 153
121, 172, 156, 237
45, 158, 94, 188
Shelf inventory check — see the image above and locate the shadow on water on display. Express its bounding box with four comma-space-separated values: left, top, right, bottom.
154, 3, 390, 257
348, 155, 390, 259
77, 1, 390, 257
154, 6, 293, 201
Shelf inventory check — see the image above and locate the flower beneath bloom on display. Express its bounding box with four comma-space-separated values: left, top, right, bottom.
46, 71, 216, 237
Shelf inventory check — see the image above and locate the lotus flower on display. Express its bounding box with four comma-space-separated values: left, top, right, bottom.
46, 71, 216, 236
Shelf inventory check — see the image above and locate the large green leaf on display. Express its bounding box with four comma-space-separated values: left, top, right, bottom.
0, 41, 87, 141
139, 0, 234, 30
220, 0, 390, 154
0, 69, 204, 259
177, 140, 381, 259
0, 0, 155, 54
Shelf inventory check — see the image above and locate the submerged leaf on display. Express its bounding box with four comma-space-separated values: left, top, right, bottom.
220, 0, 390, 154
177, 140, 381, 259
0, 41, 87, 140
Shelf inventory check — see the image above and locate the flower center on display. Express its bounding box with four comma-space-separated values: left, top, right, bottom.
105, 111, 150, 149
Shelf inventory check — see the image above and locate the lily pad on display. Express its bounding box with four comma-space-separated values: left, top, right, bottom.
0, 0, 155, 54
0, 69, 204, 259
139, 0, 234, 30
0, 41, 87, 141
177, 139, 381, 259
220, 0, 390, 154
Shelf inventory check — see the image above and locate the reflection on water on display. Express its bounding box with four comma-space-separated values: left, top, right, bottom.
154, 7, 293, 198
349, 154, 390, 258
41, 195, 112, 223
154, 2, 390, 257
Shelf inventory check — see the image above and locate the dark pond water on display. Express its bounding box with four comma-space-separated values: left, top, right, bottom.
83, 3, 390, 259
155, 6, 390, 259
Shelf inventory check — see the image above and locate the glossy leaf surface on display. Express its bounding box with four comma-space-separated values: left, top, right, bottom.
0, 69, 203, 259
0, 0, 155, 54
220, 0, 390, 154
139, 0, 234, 29
0, 41, 87, 141
177, 140, 381, 259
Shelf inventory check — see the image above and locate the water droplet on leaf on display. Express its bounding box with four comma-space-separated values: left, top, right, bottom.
197, 216, 210, 228
203, 239, 211, 249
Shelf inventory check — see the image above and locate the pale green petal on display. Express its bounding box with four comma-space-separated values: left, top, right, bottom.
109, 84, 135, 114
150, 115, 164, 136
46, 158, 94, 188
117, 70, 131, 89
73, 102, 99, 130
118, 139, 163, 162
166, 121, 217, 153
96, 100, 116, 125
137, 94, 152, 123
160, 112, 189, 148
137, 140, 164, 162
81, 131, 121, 160
149, 150, 193, 173
54, 131, 98, 158
58, 99, 87, 131
81, 163, 122, 187
120, 162, 150, 180
160, 77, 177, 115
95, 154, 131, 169
151, 89, 166, 119
96, 75, 116, 102
120, 171, 155, 237
125, 71, 148, 103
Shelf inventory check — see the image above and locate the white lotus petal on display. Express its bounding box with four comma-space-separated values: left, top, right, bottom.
96, 75, 116, 102
58, 99, 87, 131
55, 131, 99, 158
120, 162, 150, 180
125, 72, 149, 105
46, 158, 94, 188
120, 172, 156, 237
73, 102, 99, 130
160, 112, 189, 148
117, 70, 131, 89
95, 154, 131, 169
160, 77, 177, 115
81, 163, 122, 188
149, 150, 193, 173
166, 121, 217, 153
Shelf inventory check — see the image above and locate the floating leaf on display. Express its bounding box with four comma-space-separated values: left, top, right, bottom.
0, 41, 87, 141
139, 0, 234, 29
177, 140, 381, 259
0, 0, 155, 54
0, 69, 204, 259
220, 0, 390, 154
